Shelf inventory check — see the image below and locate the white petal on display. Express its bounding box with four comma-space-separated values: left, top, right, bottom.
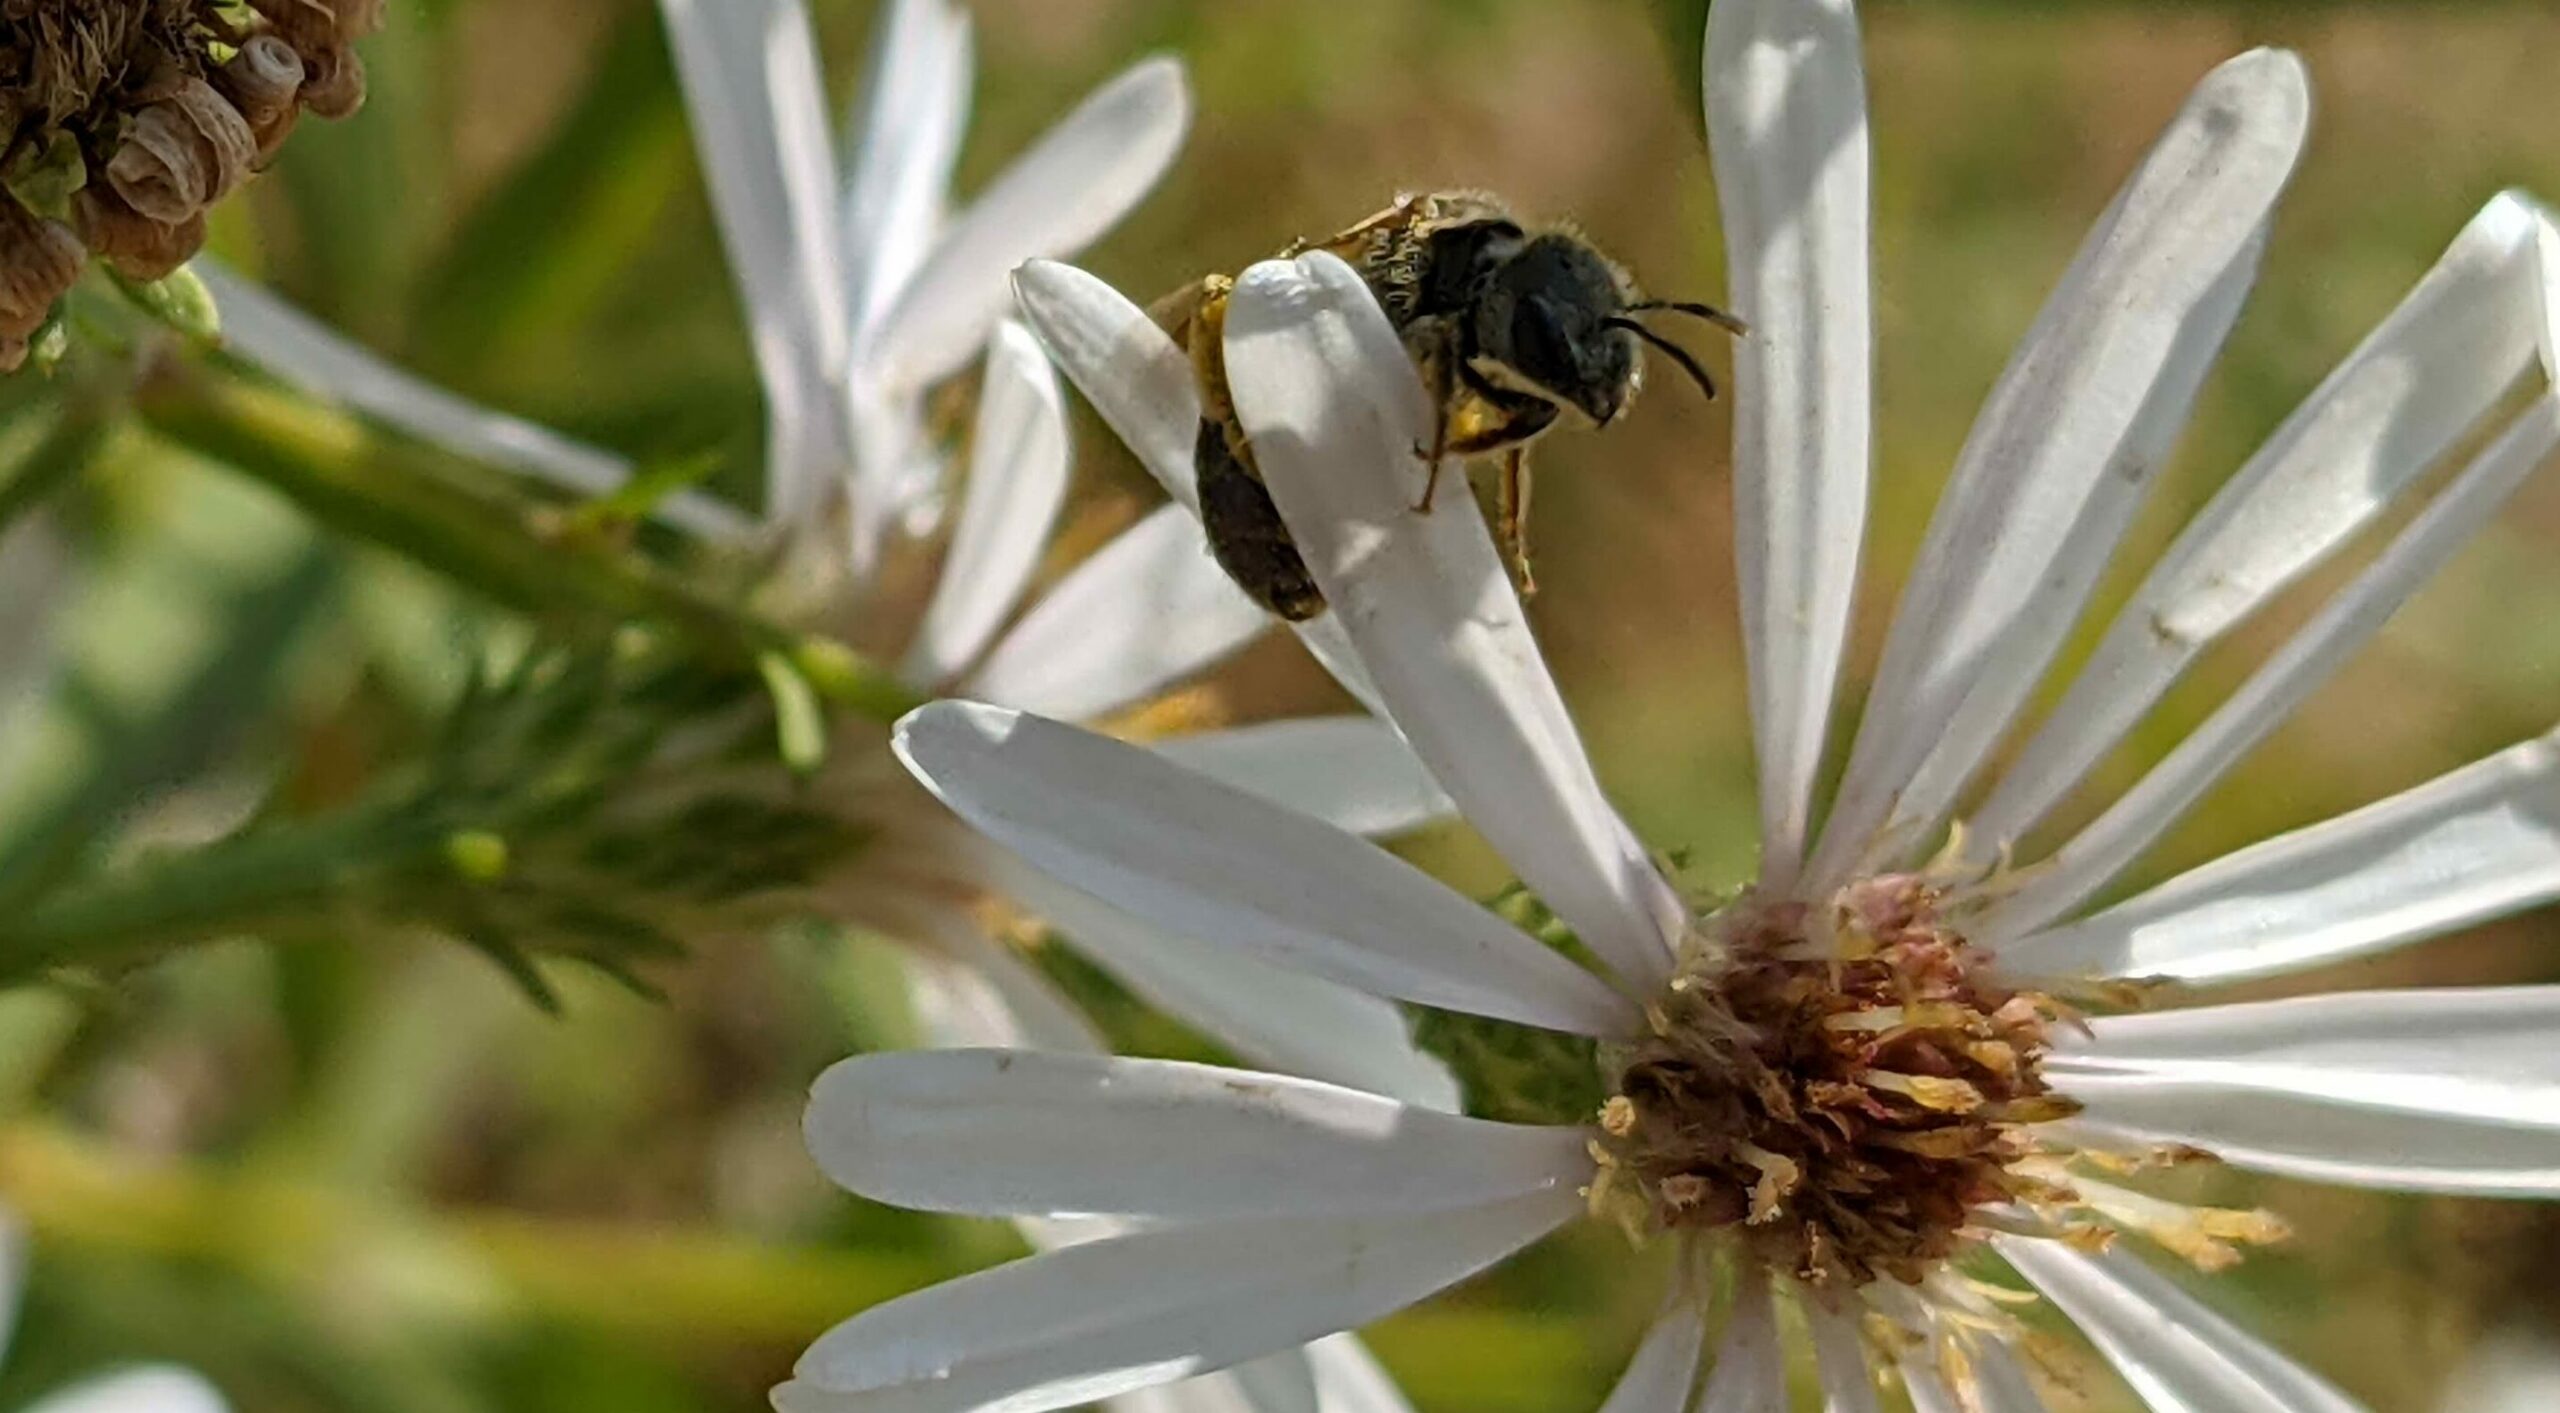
964, 504, 1268, 723
869, 58, 1191, 393
1224, 253, 1684, 992
1304, 1335, 1418, 1413
2048, 986, 2560, 1196
24, 1368, 230, 1413
1703, 0, 1872, 893
2435, 1333, 2560, 1413
655, 0, 851, 523
1007, 261, 1392, 713
901, 322, 1073, 686
1693, 1266, 1781, 1413
1971, 193, 2552, 848
1901, 1363, 1962, 1413
198, 265, 750, 538
0, 1203, 22, 1365
1153, 717, 1453, 838
1980, 392, 2560, 940
982, 850, 1462, 1112
896, 702, 1635, 1035
2009, 724, 2560, 984
806, 1049, 1586, 1220
1998, 1237, 2366, 1413
895, 907, 1106, 1054
1595, 1297, 1704, 1413
1012, 260, 1205, 511
2536, 202, 2560, 383
1808, 1298, 1882, 1413
1105, 1351, 1317, 1413
840, 0, 971, 338
1807, 50, 2309, 889
777, 1191, 1578, 1413
844, 377, 950, 584
1881, 235, 2264, 864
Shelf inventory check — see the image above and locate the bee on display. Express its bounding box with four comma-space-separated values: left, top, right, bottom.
1151, 190, 1742, 620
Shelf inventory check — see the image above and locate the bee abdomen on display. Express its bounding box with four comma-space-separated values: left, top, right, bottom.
1194, 420, 1325, 622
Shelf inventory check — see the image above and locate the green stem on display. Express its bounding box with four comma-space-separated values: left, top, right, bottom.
134, 366, 925, 722
0, 800, 435, 979
0, 395, 108, 534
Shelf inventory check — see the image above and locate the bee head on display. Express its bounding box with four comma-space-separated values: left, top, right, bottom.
1472, 233, 1639, 428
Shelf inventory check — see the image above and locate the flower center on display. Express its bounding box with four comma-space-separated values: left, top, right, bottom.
1594, 876, 2078, 1288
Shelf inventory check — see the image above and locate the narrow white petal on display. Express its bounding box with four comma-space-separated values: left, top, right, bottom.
806, 1049, 1587, 1220
655, 0, 851, 522
1104, 1350, 1318, 1413
2010, 724, 2560, 983
1882, 234, 2264, 859
983, 851, 1462, 1112
1224, 253, 1684, 992
895, 907, 1106, 1054
1703, 0, 1871, 892
902, 322, 1073, 686
23, 1368, 230, 1413
1998, 1237, 2366, 1413
1693, 1267, 1781, 1413
2537, 203, 2560, 382
1808, 1299, 1882, 1413
1304, 1335, 1419, 1413
844, 376, 945, 583
870, 58, 1191, 392
1012, 260, 1205, 510
1980, 393, 2560, 940
1969, 1343, 2051, 1413
2435, 1333, 2560, 1413
1008, 260, 1391, 713
199, 265, 750, 538
778, 1191, 1578, 1413
1901, 1363, 1962, 1413
964, 504, 1269, 723
1154, 717, 1453, 839
2049, 986, 2560, 1195
1808, 50, 2309, 889
840, 0, 971, 338
896, 702, 1636, 1035
1972, 194, 2551, 848
1595, 1297, 1704, 1413
0, 1203, 23, 1366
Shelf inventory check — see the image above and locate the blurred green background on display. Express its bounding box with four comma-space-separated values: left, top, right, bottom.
2, 0, 2558, 1409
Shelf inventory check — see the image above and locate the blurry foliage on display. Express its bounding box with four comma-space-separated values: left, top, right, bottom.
0, 1, 2550, 1411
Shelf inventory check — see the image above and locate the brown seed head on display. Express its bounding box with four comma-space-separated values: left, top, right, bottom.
1598, 879, 2072, 1289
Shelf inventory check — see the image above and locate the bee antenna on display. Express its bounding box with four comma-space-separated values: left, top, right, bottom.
1606, 317, 1719, 402
1627, 299, 1750, 337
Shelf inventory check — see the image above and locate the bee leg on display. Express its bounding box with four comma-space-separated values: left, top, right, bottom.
1411, 341, 1456, 513
1501, 446, 1537, 599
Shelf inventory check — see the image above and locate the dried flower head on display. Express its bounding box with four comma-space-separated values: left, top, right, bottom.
0, 0, 384, 355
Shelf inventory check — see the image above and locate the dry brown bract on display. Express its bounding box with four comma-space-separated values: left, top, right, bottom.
0, 0, 386, 367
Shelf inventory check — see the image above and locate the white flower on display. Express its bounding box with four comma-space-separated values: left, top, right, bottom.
197, 8, 1458, 1407
836, 3, 2560, 1411
0, 1209, 229, 1413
